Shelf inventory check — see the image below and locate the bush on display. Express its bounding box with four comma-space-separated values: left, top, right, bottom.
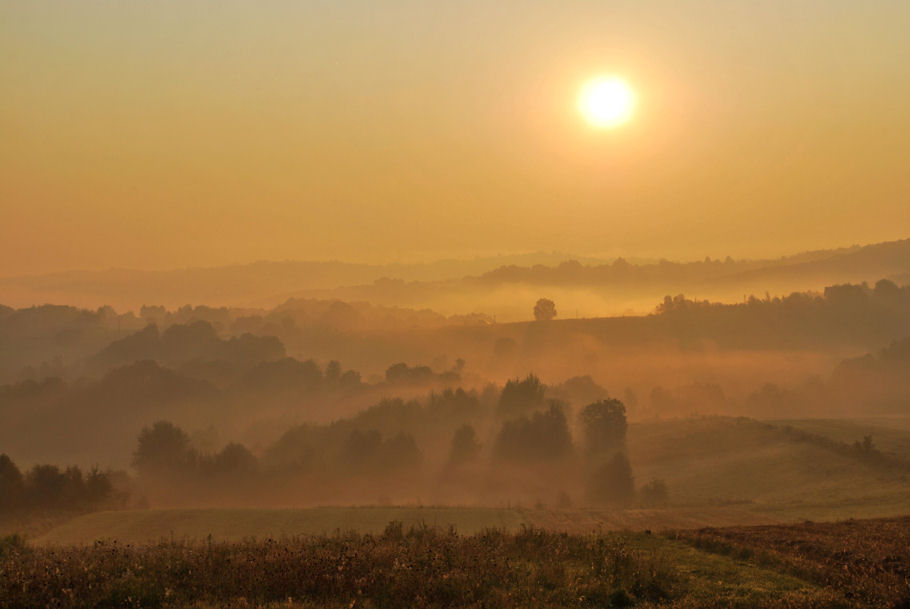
587, 452, 635, 506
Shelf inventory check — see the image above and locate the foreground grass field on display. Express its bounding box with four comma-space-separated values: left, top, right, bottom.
6, 516, 909, 608
30, 507, 800, 545
32, 506, 784, 546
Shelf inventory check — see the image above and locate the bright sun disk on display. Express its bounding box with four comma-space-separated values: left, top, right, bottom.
578, 76, 635, 128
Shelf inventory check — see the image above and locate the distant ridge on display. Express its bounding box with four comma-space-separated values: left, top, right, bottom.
1, 238, 907, 317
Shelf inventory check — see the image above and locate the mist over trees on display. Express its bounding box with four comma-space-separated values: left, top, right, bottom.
5, 238, 910, 321
493, 403, 573, 463
579, 399, 628, 457
0, 454, 123, 514
104, 375, 650, 510
498, 374, 546, 418
2, 268, 910, 513
654, 278, 910, 349
447, 425, 481, 467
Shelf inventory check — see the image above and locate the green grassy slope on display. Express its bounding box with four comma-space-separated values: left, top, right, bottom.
629, 416, 910, 521
767, 417, 910, 459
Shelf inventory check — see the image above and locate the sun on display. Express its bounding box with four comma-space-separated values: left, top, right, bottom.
578, 76, 635, 128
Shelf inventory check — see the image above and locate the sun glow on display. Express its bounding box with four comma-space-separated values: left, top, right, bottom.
578, 76, 635, 128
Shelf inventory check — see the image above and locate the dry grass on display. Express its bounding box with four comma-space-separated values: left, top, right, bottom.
31, 506, 780, 546
1, 521, 861, 609
673, 516, 910, 608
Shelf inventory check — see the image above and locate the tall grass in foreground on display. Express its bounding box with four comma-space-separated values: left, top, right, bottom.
1, 523, 850, 609
3, 525, 670, 608
673, 516, 910, 609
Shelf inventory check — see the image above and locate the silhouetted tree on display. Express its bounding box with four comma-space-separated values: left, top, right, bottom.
0, 455, 116, 513
380, 432, 422, 471
240, 357, 324, 393
493, 402, 573, 463
579, 399, 628, 457
427, 388, 481, 421
498, 374, 546, 418
587, 452, 634, 506
339, 429, 420, 473
325, 360, 342, 384
448, 425, 481, 466
132, 420, 196, 476
160, 320, 221, 361
59, 466, 86, 506
340, 369, 362, 388
0, 454, 24, 511
549, 375, 609, 407
26, 465, 67, 509
533, 298, 557, 321
210, 443, 259, 476
84, 467, 113, 504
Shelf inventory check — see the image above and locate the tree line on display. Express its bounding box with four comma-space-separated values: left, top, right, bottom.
0, 455, 122, 514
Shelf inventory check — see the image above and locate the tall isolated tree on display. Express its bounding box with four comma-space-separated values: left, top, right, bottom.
533, 298, 557, 321
132, 420, 196, 476
498, 374, 546, 418
587, 452, 635, 506
579, 399, 628, 457
448, 424, 481, 466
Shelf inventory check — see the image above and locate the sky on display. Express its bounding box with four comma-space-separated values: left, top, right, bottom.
2, 0, 910, 276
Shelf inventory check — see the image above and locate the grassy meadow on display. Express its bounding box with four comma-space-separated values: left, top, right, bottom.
631, 416, 910, 522
16, 415, 910, 547
6, 517, 909, 608
5, 416, 910, 608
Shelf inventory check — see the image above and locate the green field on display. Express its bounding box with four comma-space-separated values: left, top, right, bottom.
628, 416, 910, 521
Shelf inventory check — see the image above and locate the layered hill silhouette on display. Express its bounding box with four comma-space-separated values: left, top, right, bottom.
2, 238, 909, 320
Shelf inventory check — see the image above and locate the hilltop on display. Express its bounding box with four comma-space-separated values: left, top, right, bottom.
2, 238, 909, 320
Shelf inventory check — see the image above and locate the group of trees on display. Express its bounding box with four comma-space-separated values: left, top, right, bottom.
738, 336, 910, 418
487, 375, 639, 506
237, 357, 361, 395
124, 375, 634, 505
339, 430, 422, 474
493, 403, 573, 463
133, 421, 259, 481
93, 321, 286, 371
127, 376, 647, 507
578, 399, 634, 505
384, 359, 463, 385
654, 279, 910, 349
0, 454, 119, 513
133, 419, 424, 494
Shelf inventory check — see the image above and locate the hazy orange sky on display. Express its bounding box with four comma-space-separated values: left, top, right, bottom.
2, 1, 909, 276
